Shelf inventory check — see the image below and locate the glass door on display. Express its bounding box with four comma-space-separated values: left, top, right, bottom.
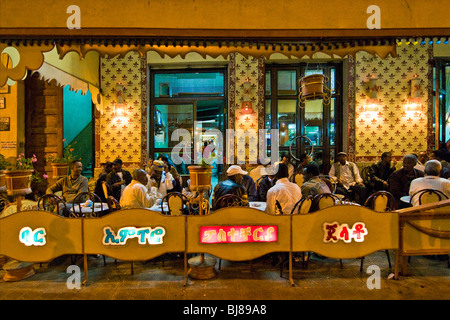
265, 63, 342, 173
149, 69, 227, 187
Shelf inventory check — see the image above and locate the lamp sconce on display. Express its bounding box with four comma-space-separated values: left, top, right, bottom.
113, 82, 127, 118
405, 75, 423, 112
240, 77, 254, 115
363, 76, 380, 112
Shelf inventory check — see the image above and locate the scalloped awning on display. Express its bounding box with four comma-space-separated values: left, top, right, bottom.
0, 40, 398, 87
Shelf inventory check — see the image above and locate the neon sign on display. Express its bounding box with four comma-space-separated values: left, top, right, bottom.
200, 225, 277, 244
102, 226, 166, 246
323, 222, 368, 243
19, 227, 46, 246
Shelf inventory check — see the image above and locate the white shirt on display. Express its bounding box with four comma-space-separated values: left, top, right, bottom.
265, 177, 303, 215
120, 180, 156, 209
409, 175, 450, 206
329, 161, 363, 189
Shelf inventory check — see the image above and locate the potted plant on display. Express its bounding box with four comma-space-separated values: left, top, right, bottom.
45, 140, 78, 178
188, 156, 213, 192
4, 153, 38, 196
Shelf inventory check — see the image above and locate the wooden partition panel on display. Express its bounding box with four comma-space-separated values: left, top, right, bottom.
186, 207, 291, 261
0, 210, 83, 262
83, 209, 186, 261
292, 205, 398, 259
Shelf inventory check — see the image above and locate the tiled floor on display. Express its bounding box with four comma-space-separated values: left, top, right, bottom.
0, 251, 449, 302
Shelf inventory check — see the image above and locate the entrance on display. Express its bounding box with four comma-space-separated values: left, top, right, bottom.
265, 62, 343, 173
149, 69, 227, 189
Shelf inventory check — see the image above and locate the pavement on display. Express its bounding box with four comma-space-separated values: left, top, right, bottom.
0, 251, 448, 313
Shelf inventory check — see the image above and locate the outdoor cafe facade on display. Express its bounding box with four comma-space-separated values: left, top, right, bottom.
0, 0, 450, 183
0, 0, 450, 286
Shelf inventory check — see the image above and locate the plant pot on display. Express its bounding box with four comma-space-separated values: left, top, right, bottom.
51, 163, 69, 178
299, 74, 326, 97
188, 165, 212, 191
4, 169, 34, 196
0, 169, 6, 193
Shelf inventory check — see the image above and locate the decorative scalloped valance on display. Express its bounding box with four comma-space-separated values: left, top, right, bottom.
55, 43, 397, 60
0, 41, 398, 87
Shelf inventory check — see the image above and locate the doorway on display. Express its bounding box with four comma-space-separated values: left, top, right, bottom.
149, 69, 227, 189
265, 62, 343, 173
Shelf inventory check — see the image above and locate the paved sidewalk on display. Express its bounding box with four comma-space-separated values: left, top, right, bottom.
0, 251, 449, 301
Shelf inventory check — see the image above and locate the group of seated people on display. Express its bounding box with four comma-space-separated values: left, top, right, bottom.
44, 147, 450, 216
45, 155, 183, 214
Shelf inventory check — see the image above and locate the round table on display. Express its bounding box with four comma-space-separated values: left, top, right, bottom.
249, 201, 267, 211
148, 201, 168, 212
71, 202, 108, 216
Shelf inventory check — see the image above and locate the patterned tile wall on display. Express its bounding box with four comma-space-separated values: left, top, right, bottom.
96, 51, 147, 168
354, 44, 433, 162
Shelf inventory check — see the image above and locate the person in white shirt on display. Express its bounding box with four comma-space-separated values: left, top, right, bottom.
409, 160, 450, 206
148, 160, 174, 199
266, 163, 302, 215
120, 169, 157, 209
329, 152, 367, 205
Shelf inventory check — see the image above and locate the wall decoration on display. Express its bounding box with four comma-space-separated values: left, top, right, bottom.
0, 97, 5, 109
0, 117, 10, 131
0, 85, 9, 94
354, 44, 432, 162
98, 51, 145, 167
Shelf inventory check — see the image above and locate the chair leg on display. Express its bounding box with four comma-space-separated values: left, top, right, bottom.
305, 252, 311, 270
385, 250, 392, 268
131, 261, 134, 275
103, 255, 107, 266
218, 259, 222, 270
360, 257, 364, 272
339, 259, 343, 269
447, 255, 449, 268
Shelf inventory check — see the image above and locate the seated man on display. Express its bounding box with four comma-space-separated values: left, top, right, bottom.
106, 158, 132, 201
46, 160, 89, 214
212, 165, 248, 210
409, 160, 450, 206
429, 149, 450, 178
388, 154, 425, 209
266, 163, 302, 215
329, 152, 367, 205
281, 153, 295, 182
367, 151, 397, 193
242, 174, 258, 201
94, 161, 113, 202
257, 173, 276, 202
120, 169, 156, 209
301, 163, 331, 197
148, 160, 174, 199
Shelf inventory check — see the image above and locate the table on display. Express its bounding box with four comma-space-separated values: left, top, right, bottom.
249, 201, 267, 211
149, 202, 168, 212
71, 202, 108, 215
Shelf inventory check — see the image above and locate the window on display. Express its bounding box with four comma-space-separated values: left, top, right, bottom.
265, 63, 342, 173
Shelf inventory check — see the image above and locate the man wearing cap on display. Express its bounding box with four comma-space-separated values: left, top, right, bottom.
329, 152, 367, 205
106, 158, 132, 201
212, 165, 249, 210
266, 162, 302, 215
149, 159, 174, 199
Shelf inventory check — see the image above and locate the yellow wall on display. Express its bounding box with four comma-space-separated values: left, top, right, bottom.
0, 81, 25, 160
1, 0, 449, 30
